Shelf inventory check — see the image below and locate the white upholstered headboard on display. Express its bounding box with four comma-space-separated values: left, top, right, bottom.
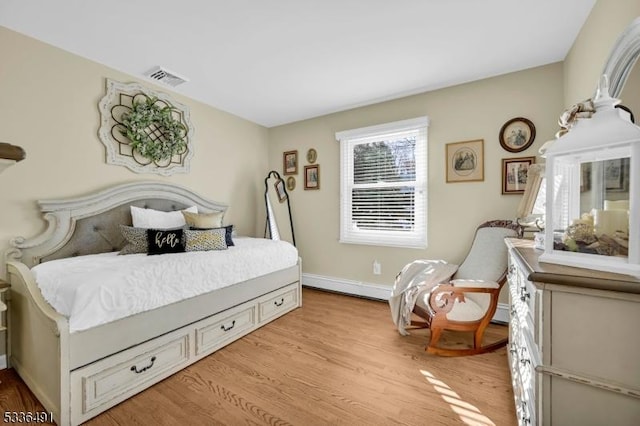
6, 181, 228, 268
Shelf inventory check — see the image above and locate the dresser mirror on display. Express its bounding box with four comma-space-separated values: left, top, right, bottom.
264, 170, 296, 246
600, 17, 640, 99
582, 16, 639, 237
584, 16, 640, 244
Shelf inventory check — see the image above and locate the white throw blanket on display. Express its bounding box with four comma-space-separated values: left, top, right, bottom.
388, 260, 458, 335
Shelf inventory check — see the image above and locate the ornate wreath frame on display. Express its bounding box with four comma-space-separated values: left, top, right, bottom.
98, 79, 194, 176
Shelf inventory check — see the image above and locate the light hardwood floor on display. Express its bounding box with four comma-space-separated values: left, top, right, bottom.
0, 288, 516, 425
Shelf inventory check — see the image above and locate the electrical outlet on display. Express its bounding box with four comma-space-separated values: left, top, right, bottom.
373, 260, 381, 275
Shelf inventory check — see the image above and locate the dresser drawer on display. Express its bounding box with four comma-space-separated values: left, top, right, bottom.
258, 284, 298, 323
508, 253, 539, 330
508, 315, 521, 372
517, 388, 536, 426
519, 275, 537, 321
196, 305, 256, 356
517, 333, 537, 391
74, 330, 191, 415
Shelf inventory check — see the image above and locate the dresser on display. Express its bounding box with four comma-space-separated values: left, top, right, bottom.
505, 238, 640, 426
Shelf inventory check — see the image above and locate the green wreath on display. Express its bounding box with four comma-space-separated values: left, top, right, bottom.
120, 97, 187, 162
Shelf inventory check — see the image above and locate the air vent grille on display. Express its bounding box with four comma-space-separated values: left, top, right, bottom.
143, 66, 189, 87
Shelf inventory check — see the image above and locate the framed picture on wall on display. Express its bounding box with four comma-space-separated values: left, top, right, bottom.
499, 117, 536, 152
502, 157, 535, 194
446, 139, 484, 183
306, 148, 318, 164
286, 176, 296, 191
304, 165, 320, 190
283, 150, 298, 175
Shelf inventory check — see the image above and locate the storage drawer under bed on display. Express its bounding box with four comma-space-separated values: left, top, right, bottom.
68, 281, 300, 424
70, 327, 191, 424
258, 284, 299, 323
195, 304, 256, 356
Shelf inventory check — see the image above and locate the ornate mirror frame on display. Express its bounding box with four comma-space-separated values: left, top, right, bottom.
600, 17, 640, 98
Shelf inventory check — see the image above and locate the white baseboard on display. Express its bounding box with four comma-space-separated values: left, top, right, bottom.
302, 273, 391, 300
494, 303, 510, 323
0, 354, 6, 370
302, 272, 510, 323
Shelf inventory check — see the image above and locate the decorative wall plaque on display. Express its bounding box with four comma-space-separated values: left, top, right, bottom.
98, 79, 194, 176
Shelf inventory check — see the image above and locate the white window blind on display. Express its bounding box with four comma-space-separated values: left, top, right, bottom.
336, 117, 429, 248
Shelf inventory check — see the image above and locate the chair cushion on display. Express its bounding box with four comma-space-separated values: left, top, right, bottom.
415, 289, 490, 322
448, 293, 490, 322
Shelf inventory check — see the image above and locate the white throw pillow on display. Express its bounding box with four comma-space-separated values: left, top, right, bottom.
131, 205, 198, 229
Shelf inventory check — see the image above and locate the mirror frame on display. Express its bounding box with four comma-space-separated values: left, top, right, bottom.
517, 164, 545, 219
600, 17, 640, 98
264, 170, 296, 246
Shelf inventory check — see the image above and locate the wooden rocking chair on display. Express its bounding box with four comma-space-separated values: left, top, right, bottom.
410, 220, 523, 356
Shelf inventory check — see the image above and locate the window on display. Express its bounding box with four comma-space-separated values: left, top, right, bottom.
336, 117, 428, 248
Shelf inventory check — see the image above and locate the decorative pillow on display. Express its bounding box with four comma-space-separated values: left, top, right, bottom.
182, 210, 224, 229
190, 224, 235, 247
223, 225, 235, 247
146, 228, 186, 255
184, 228, 228, 252
119, 225, 148, 255
131, 205, 197, 229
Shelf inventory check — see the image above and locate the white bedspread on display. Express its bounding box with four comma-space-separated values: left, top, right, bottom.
32, 237, 298, 333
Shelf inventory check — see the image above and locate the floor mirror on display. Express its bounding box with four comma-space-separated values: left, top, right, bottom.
264, 170, 296, 246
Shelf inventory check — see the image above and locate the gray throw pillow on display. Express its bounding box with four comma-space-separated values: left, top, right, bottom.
119, 225, 148, 255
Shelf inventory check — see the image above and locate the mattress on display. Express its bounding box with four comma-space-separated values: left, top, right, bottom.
32, 237, 298, 332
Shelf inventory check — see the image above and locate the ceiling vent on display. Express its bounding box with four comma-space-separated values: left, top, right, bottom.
143, 66, 189, 87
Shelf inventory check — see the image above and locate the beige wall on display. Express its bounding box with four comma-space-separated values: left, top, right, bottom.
0, 27, 270, 358
563, 0, 640, 107
621, 64, 640, 119
268, 0, 640, 291
0, 26, 270, 255
268, 63, 564, 287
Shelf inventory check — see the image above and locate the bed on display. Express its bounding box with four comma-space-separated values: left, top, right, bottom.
4, 181, 302, 425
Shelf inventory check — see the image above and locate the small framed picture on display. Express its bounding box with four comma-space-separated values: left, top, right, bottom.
502, 157, 535, 194
499, 117, 536, 152
283, 150, 298, 175
286, 176, 296, 191
307, 148, 318, 164
274, 178, 287, 202
304, 165, 320, 190
446, 139, 484, 183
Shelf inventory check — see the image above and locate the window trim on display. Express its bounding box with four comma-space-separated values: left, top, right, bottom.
336, 116, 429, 249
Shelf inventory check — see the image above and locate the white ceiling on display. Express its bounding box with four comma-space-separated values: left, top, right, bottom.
1, 0, 596, 127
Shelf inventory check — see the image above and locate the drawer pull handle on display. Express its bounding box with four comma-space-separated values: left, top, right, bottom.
131, 356, 156, 374
520, 401, 531, 424
520, 288, 530, 302
274, 298, 285, 307
520, 358, 531, 365
220, 320, 236, 332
